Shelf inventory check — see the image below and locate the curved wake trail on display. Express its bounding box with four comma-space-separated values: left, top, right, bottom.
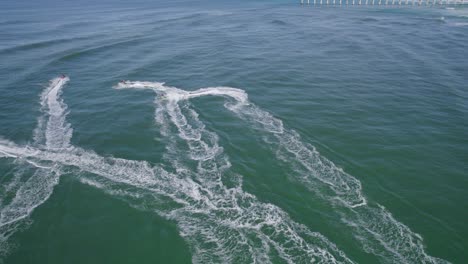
225, 102, 447, 264
0, 78, 352, 263
0, 132, 352, 263
116, 81, 448, 264
115, 81, 353, 263
0, 77, 69, 257
0, 78, 448, 263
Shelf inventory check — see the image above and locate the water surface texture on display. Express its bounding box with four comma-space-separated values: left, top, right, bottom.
0, 1, 467, 263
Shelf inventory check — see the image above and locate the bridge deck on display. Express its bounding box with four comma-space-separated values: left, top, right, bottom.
300, 0, 466, 5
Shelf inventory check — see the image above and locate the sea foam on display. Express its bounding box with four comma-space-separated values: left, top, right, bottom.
116, 81, 448, 264
0, 78, 449, 263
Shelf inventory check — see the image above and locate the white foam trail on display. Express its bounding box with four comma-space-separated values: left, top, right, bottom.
0, 141, 192, 209
222, 90, 448, 264
117, 81, 448, 264
0, 136, 354, 263
0, 78, 447, 263
4, 78, 336, 263
0, 77, 70, 258
115, 81, 248, 104
117, 81, 365, 207
116, 81, 354, 263
0, 168, 60, 227
38, 77, 72, 150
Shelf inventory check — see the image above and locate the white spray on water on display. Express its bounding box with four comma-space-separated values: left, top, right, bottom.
0, 77, 69, 257
0, 78, 353, 263
115, 81, 448, 264
0, 78, 449, 263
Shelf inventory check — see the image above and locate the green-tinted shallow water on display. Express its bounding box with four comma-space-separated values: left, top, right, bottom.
0, 0, 467, 263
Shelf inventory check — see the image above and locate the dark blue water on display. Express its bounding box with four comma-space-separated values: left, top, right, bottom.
0, 1, 467, 263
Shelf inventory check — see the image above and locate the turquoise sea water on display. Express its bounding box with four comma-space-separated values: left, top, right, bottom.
0, 1, 467, 263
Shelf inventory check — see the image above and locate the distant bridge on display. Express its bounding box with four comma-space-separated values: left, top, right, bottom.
300, 0, 466, 5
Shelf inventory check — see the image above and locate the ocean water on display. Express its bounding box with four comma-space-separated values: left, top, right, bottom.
0, 0, 467, 263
